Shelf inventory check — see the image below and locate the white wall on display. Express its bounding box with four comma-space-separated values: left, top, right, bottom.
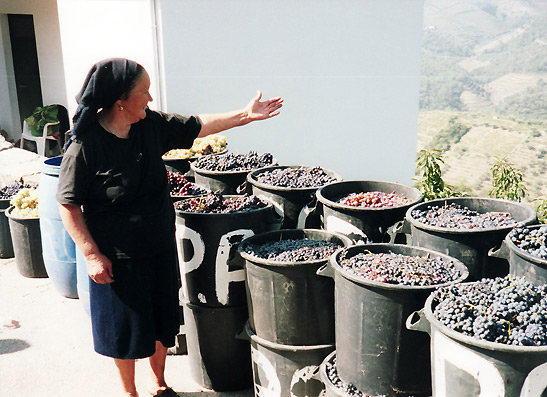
56, 0, 160, 119
157, 0, 424, 184
0, 0, 67, 140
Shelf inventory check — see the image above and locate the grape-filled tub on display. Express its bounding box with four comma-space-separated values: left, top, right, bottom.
247, 165, 342, 229
407, 276, 547, 397
321, 243, 468, 397
316, 180, 423, 243
405, 197, 537, 280
491, 224, 547, 286
174, 193, 280, 307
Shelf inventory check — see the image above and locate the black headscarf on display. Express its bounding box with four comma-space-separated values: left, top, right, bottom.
69, 58, 140, 144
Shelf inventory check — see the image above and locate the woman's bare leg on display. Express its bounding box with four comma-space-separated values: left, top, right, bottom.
113, 358, 138, 396
149, 341, 169, 393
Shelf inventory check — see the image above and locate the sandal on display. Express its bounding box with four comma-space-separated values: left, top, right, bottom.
151, 387, 178, 397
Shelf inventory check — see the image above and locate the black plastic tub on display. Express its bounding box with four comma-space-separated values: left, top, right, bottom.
0, 198, 14, 258
490, 224, 547, 286
405, 197, 537, 280
190, 152, 274, 195
407, 286, 547, 397
247, 165, 342, 229
318, 351, 363, 397
243, 321, 332, 397
174, 197, 281, 307
238, 229, 352, 345
316, 180, 423, 243
184, 301, 253, 391
5, 206, 48, 278
321, 244, 468, 397
163, 148, 228, 174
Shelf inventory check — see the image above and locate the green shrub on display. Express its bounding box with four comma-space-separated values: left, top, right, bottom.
488, 157, 527, 202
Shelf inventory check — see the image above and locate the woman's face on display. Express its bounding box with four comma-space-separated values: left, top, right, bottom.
121, 71, 153, 123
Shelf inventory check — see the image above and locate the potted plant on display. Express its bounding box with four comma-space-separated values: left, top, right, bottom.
24, 105, 59, 137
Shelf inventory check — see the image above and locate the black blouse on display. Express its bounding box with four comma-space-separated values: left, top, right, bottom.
56, 109, 201, 258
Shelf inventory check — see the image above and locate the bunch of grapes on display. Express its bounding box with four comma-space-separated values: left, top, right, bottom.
10, 188, 39, 218
254, 166, 338, 188
0, 179, 35, 200
338, 191, 411, 208
167, 171, 207, 196
433, 275, 547, 346
243, 238, 342, 262
163, 134, 227, 159
509, 225, 547, 260
338, 249, 462, 286
174, 192, 268, 214
194, 151, 274, 172
411, 203, 517, 229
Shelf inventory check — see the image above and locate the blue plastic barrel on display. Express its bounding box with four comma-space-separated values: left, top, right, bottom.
39, 156, 78, 298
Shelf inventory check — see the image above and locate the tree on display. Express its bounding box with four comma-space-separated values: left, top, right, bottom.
488, 157, 527, 202
414, 149, 460, 200
535, 197, 547, 224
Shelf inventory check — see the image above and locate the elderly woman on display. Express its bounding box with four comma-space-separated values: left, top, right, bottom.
56, 58, 282, 396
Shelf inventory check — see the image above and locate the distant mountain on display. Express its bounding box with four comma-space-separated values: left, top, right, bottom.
420, 0, 547, 120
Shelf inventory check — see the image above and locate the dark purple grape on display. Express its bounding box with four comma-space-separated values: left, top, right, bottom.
194, 151, 274, 172
167, 171, 207, 196
254, 166, 337, 188
174, 192, 268, 214
433, 275, 547, 346
509, 225, 547, 260
244, 239, 341, 262
411, 203, 517, 229
337, 249, 462, 286
0, 179, 35, 200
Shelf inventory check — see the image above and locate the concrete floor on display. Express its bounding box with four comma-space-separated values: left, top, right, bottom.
0, 256, 254, 397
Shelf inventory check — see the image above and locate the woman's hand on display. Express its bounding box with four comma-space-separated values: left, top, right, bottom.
58, 203, 115, 284
85, 252, 114, 284
244, 91, 283, 121
197, 90, 283, 137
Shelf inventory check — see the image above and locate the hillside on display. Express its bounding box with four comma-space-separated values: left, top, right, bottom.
417, 110, 547, 202
420, 0, 547, 120
417, 0, 547, 207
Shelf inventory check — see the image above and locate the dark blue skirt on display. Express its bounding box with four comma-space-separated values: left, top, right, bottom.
89, 245, 180, 359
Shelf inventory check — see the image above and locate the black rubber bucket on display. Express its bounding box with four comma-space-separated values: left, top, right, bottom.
175, 197, 280, 307
407, 288, 547, 397
5, 206, 48, 278
183, 300, 253, 391
246, 165, 343, 229
489, 224, 547, 286
244, 322, 333, 397
0, 199, 14, 258
163, 157, 191, 174
321, 244, 468, 397
316, 180, 423, 243
238, 229, 352, 346
318, 351, 363, 397
163, 148, 228, 174
190, 152, 268, 195
405, 197, 537, 281
39, 156, 78, 298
